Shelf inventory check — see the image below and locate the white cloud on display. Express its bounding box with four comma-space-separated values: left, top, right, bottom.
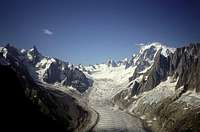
136, 43, 145, 46
43, 29, 53, 35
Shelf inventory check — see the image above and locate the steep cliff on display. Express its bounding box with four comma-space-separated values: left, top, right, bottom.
113, 43, 200, 132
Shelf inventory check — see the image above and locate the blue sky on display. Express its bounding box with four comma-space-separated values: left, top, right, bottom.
0, 0, 200, 64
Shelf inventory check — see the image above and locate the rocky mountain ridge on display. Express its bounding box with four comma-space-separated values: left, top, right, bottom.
0, 44, 92, 93
129, 43, 200, 96
113, 43, 200, 132
0, 46, 93, 131
81, 42, 174, 75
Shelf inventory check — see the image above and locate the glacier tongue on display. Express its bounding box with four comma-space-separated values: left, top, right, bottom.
85, 64, 136, 105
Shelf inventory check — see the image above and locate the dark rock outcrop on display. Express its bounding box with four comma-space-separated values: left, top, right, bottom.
63, 68, 91, 93
131, 81, 142, 96
41, 58, 92, 93
107, 59, 117, 67
169, 44, 200, 92
43, 60, 63, 83
25, 45, 43, 65
152, 97, 200, 132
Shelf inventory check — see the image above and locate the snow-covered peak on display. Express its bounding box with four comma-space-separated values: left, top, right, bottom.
138, 42, 175, 57
80, 42, 175, 73
132, 54, 136, 58
138, 42, 162, 53
20, 49, 26, 54
122, 58, 128, 62
0, 47, 8, 58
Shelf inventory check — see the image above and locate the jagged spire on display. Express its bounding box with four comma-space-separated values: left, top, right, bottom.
32, 45, 40, 53
33, 45, 37, 50
5, 43, 10, 48
107, 58, 117, 67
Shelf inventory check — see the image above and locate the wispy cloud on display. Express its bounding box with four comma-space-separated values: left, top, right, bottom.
43, 29, 53, 35
136, 43, 145, 46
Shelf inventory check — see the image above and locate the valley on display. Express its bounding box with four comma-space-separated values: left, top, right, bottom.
1, 42, 200, 132
85, 67, 146, 131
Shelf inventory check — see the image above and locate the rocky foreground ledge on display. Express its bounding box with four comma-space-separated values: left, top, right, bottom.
0, 49, 97, 132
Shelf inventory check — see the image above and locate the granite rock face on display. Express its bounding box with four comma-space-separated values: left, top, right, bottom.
43, 60, 63, 83
62, 68, 91, 93
131, 49, 171, 95
129, 43, 200, 96
128, 44, 171, 82
169, 44, 200, 92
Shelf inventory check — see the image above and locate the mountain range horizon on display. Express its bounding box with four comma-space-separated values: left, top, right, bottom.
0, 41, 191, 65
1, 0, 200, 64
